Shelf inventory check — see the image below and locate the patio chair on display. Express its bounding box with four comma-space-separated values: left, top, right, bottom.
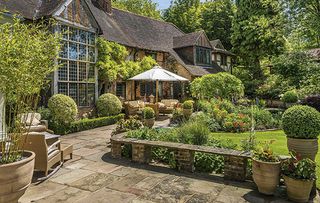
124, 100, 144, 116
20, 132, 62, 176
159, 99, 179, 114
20, 113, 51, 133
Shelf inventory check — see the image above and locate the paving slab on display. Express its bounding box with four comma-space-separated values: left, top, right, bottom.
50, 168, 95, 185
75, 188, 136, 203
35, 187, 91, 203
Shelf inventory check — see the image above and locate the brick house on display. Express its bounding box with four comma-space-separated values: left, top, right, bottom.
0, 0, 233, 106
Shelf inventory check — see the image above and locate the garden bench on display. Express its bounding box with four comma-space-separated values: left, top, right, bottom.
110, 133, 252, 181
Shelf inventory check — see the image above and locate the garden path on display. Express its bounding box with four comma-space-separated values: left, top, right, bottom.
19, 122, 319, 203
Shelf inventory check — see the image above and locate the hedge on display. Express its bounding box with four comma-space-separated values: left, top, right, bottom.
50, 114, 124, 135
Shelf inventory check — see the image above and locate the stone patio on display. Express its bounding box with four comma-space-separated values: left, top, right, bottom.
19, 123, 319, 203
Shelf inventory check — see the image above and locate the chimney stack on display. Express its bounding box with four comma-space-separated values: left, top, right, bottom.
96, 0, 112, 14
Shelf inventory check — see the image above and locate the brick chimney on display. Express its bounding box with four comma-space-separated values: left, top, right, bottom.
96, 0, 112, 14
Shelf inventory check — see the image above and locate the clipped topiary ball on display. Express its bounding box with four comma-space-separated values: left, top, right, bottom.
282, 90, 299, 103
282, 105, 320, 139
97, 93, 122, 117
182, 100, 194, 109
48, 94, 78, 124
142, 107, 155, 119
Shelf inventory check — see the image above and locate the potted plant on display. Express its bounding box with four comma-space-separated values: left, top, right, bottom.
182, 100, 193, 118
282, 105, 320, 160
252, 142, 280, 195
0, 18, 60, 202
142, 107, 155, 128
281, 153, 316, 203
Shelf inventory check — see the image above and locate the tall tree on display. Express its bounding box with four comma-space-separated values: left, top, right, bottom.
201, 0, 234, 50
163, 0, 202, 33
112, 0, 161, 19
231, 0, 285, 80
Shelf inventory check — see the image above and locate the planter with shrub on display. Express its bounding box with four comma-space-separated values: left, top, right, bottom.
252, 143, 280, 195
282, 105, 320, 160
281, 153, 316, 202
182, 100, 193, 118
97, 93, 122, 117
142, 107, 155, 128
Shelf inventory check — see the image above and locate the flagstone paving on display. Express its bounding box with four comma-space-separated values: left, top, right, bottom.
19, 124, 319, 203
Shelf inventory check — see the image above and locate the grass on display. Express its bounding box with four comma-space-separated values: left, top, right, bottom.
210, 130, 320, 189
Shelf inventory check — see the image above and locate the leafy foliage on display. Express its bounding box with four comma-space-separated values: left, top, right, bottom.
112, 0, 161, 19
113, 115, 143, 135
96, 38, 156, 93
142, 107, 155, 119
97, 93, 122, 117
182, 100, 193, 109
170, 108, 185, 125
281, 152, 316, 180
0, 18, 60, 164
253, 142, 279, 162
48, 94, 78, 124
282, 105, 320, 139
231, 0, 285, 81
281, 90, 298, 103
190, 73, 244, 100
176, 121, 210, 145
300, 95, 320, 112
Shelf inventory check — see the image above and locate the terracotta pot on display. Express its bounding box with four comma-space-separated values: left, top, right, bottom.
183, 108, 193, 118
144, 118, 155, 128
252, 159, 281, 195
287, 137, 318, 160
0, 151, 35, 203
283, 175, 314, 203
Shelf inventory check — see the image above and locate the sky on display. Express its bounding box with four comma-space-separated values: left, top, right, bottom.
154, 0, 172, 10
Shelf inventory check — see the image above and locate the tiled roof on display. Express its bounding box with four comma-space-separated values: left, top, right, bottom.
0, 0, 65, 19
173, 31, 203, 49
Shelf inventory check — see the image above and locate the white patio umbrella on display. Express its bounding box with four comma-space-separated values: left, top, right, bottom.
128, 66, 189, 102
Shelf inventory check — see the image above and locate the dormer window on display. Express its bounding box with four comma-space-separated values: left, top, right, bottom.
196, 47, 211, 66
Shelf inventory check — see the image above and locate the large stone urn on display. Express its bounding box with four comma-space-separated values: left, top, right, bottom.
252, 159, 281, 195
0, 151, 35, 203
287, 138, 318, 160
143, 118, 155, 128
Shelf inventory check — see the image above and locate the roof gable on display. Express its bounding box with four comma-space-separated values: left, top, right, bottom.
210, 39, 225, 50
173, 31, 212, 49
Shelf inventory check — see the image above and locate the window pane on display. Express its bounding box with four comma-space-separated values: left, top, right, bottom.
69, 61, 78, 81
88, 64, 95, 82
58, 60, 68, 81
116, 83, 126, 97
79, 44, 87, 61
58, 82, 68, 95
69, 27, 79, 42
59, 42, 68, 59
61, 25, 68, 40
69, 83, 78, 103
88, 84, 95, 106
88, 32, 95, 45
79, 62, 87, 82
79, 30, 87, 43
79, 84, 87, 106
69, 43, 78, 60
88, 47, 95, 62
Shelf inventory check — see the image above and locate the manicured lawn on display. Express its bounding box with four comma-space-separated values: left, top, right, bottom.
210, 130, 320, 189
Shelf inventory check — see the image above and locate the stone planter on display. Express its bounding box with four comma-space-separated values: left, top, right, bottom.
0, 151, 35, 203
283, 175, 314, 203
252, 159, 280, 195
287, 137, 318, 160
143, 118, 155, 128
183, 108, 193, 118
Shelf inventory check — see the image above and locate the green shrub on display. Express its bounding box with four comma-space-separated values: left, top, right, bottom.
282, 105, 320, 139
182, 100, 193, 109
50, 114, 124, 135
196, 100, 212, 113
223, 113, 250, 133
142, 107, 155, 119
97, 93, 122, 117
253, 142, 279, 162
171, 108, 185, 125
282, 90, 299, 103
48, 94, 78, 124
37, 107, 51, 120
190, 112, 221, 132
253, 108, 274, 129
113, 115, 143, 134
176, 121, 209, 145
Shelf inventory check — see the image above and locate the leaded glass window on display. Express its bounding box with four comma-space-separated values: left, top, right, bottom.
196, 47, 212, 66
56, 24, 96, 107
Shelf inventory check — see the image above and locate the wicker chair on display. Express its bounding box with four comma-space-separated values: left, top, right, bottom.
159, 99, 179, 114
124, 100, 144, 116
21, 132, 61, 176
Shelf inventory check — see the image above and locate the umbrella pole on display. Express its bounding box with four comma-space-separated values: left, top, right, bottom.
156, 80, 159, 103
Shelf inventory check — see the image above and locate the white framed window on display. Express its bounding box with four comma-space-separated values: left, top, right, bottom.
56, 24, 96, 107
